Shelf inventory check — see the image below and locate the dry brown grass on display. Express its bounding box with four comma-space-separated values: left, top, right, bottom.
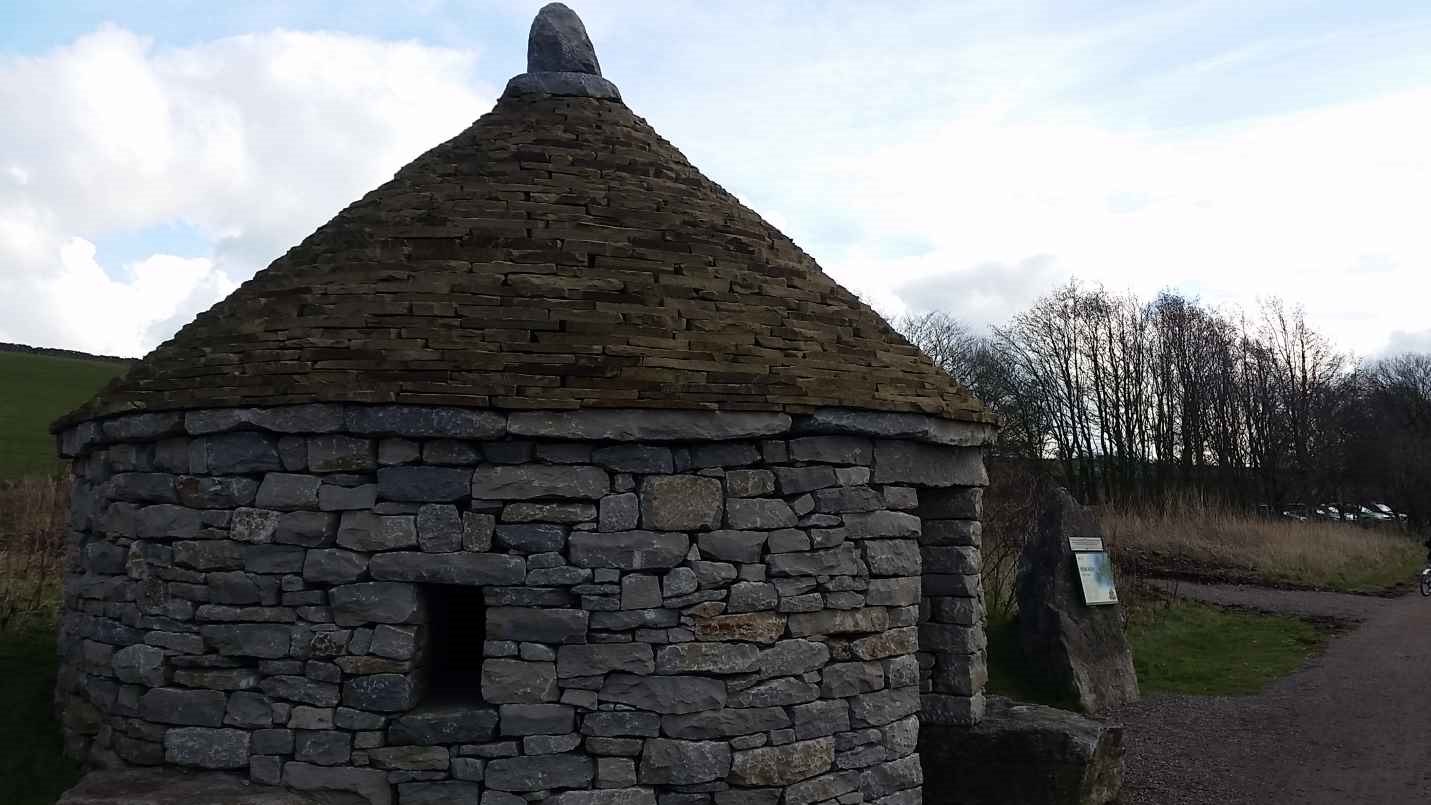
0, 475, 69, 629
1101, 496, 1424, 593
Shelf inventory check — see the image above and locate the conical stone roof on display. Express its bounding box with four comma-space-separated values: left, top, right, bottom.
60, 5, 991, 429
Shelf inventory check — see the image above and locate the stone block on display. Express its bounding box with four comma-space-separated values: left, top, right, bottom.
109, 472, 179, 504
472, 465, 609, 500
388, 705, 499, 745
231, 507, 281, 544
593, 444, 674, 474
697, 530, 766, 563
725, 469, 776, 498
318, 483, 377, 512
496, 523, 567, 553
655, 642, 759, 674
176, 476, 259, 509
207, 432, 283, 475
163, 727, 250, 769
283, 761, 393, 805
773, 466, 838, 495
864, 541, 921, 576
369, 551, 526, 585
341, 674, 418, 712
503, 501, 596, 523
569, 530, 689, 570
556, 644, 655, 678
368, 745, 449, 770
843, 511, 921, 539
919, 697, 1123, 805
599, 673, 726, 714
487, 607, 587, 644
788, 436, 873, 465
620, 574, 662, 609
793, 700, 850, 740
345, 405, 504, 439
786, 608, 890, 637
423, 439, 481, 465
255, 474, 322, 510
725, 499, 797, 530
598, 492, 640, 532
415, 504, 463, 552
689, 442, 760, 468
294, 730, 351, 765
112, 644, 166, 686
872, 442, 986, 487
336, 517, 417, 554
275, 511, 337, 547
377, 466, 471, 502
499, 703, 575, 736
329, 582, 420, 624
822, 661, 885, 697
200, 624, 292, 658
638, 739, 732, 785
768, 544, 864, 577
730, 738, 834, 786
482, 659, 559, 704
244, 545, 307, 574
485, 752, 593, 792
660, 707, 790, 740
850, 686, 921, 728
303, 549, 368, 585
637, 475, 722, 531
139, 688, 226, 726
728, 581, 778, 613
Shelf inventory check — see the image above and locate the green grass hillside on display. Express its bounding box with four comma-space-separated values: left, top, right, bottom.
0, 350, 129, 479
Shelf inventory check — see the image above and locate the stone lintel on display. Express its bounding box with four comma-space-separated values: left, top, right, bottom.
57, 404, 998, 459
794, 408, 997, 447
507, 409, 791, 442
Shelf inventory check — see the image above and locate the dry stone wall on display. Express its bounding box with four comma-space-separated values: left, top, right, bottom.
54, 404, 988, 805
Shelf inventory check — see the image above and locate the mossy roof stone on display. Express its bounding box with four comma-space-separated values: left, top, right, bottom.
59, 6, 991, 429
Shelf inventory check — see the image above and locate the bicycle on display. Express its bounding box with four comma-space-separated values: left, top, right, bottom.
1421, 566, 1431, 597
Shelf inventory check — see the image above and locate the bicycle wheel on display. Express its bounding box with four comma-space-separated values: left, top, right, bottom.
1420, 570, 1431, 597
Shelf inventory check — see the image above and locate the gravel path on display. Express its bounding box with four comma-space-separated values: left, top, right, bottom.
1110, 582, 1431, 804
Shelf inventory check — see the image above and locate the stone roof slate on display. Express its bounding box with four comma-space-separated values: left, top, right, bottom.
60, 93, 992, 427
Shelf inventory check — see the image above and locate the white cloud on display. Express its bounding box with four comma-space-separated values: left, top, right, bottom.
0, 26, 492, 356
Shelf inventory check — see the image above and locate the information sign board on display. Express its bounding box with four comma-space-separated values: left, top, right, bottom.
1075, 551, 1119, 605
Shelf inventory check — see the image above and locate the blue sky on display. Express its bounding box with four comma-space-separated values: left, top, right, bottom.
2, 1, 1430, 357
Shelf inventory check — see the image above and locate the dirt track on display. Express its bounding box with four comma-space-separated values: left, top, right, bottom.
1110, 582, 1431, 805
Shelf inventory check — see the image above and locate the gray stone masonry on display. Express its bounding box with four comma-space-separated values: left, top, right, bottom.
54, 403, 990, 805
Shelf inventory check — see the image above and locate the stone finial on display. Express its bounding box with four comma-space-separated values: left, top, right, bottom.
528, 3, 601, 75
502, 3, 622, 101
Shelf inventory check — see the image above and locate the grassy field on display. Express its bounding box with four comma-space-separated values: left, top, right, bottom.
0, 350, 128, 479
1103, 498, 1423, 594
0, 618, 81, 804
987, 600, 1334, 706
1127, 601, 1333, 695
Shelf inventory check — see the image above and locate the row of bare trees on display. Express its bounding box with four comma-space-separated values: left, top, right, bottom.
898, 281, 1431, 527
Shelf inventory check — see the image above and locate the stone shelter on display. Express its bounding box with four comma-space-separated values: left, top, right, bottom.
50, 5, 996, 804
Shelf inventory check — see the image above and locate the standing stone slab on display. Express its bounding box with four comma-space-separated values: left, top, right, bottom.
1016, 487, 1138, 715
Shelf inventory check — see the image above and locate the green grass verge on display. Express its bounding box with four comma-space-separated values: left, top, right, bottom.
987, 601, 1333, 707
1128, 601, 1333, 695
0, 351, 128, 479
0, 618, 81, 804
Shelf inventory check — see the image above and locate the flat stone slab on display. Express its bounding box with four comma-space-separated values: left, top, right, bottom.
58, 768, 369, 805
920, 696, 1123, 805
